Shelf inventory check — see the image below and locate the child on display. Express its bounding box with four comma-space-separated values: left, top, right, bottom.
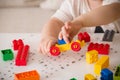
38, 0, 120, 54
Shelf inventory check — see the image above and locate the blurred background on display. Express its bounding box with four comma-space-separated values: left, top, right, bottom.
0, 0, 63, 32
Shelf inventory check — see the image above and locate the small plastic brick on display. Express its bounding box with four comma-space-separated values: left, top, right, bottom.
84, 74, 97, 80
70, 77, 77, 80
1, 49, 14, 61
13, 40, 19, 50
100, 68, 113, 80
15, 45, 29, 66
86, 50, 98, 64
58, 39, 66, 45
94, 56, 109, 75
14, 70, 40, 80
71, 42, 81, 51
102, 30, 115, 42
114, 65, 120, 80
12, 39, 24, 50
78, 32, 90, 42
88, 42, 110, 55
50, 46, 60, 56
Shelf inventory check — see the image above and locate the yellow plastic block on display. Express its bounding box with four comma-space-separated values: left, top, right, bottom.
84, 74, 97, 80
14, 70, 40, 80
86, 50, 98, 64
76, 40, 85, 47
55, 40, 85, 52
94, 56, 109, 75
56, 43, 71, 52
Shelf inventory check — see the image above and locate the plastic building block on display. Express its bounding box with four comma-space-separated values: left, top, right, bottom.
84, 74, 97, 80
94, 56, 109, 75
14, 70, 40, 80
70, 77, 77, 80
58, 39, 66, 45
86, 50, 98, 64
12, 39, 24, 50
50, 40, 85, 56
15, 45, 29, 66
102, 30, 115, 42
78, 32, 90, 42
71, 42, 81, 51
50, 46, 60, 56
100, 68, 113, 80
88, 42, 110, 55
1, 49, 14, 61
94, 26, 104, 33
114, 65, 120, 80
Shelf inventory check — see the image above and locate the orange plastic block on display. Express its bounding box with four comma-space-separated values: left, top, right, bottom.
94, 56, 109, 75
84, 74, 97, 80
86, 50, 98, 64
14, 70, 40, 80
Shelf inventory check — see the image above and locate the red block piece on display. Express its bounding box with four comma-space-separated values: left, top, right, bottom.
78, 32, 90, 42
13, 40, 19, 50
84, 32, 90, 42
50, 46, 60, 56
71, 42, 81, 51
88, 42, 110, 55
15, 45, 30, 66
12, 39, 24, 50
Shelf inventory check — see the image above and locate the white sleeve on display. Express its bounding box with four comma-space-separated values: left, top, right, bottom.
52, 0, 73, 23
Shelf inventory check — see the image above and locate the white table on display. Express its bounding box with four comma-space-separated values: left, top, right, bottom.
0, 33, 120, 80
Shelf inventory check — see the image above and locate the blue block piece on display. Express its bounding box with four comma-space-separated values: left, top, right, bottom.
100, 68, 113, 80
58, 39, 66, 45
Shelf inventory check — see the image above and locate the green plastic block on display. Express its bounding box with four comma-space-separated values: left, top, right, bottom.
114, 65, 120, 80
70, 77, 77, 80
1, 49, 14, 61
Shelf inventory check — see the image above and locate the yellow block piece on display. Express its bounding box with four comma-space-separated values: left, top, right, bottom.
56, 43, 71, 52
56, 40, 85, 52
76, 40, 85, 47
84, 74, 97, 80
94, 56, 109, 75
86, 50, 98, 64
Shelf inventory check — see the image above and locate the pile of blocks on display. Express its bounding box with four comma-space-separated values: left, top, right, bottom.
12, 39, 30, 66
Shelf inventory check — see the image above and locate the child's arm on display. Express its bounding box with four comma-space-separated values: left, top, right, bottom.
38, 17, 64, 54
72, 3, 120, 28
59, 3, 120, 43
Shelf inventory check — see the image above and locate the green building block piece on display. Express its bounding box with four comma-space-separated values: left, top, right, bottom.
70, 77, 77, 80
114, 65, 120, 80
1, 49, 14, 61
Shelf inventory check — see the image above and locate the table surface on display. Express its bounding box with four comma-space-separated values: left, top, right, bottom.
0, 33, 120, 80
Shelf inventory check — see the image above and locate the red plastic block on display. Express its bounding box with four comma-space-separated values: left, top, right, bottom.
14, 70, 40, 80
71, 42, 81, 51
88, 42, 110, 55
15, 45, 30, 66
50, 46, 60, 56
78, 32, 90, 42
12, 39, 24, 50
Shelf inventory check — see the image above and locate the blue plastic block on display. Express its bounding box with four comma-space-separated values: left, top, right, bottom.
58, 39, 66, 45
100, 68, 113, 80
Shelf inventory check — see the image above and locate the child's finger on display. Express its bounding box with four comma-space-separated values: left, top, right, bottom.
58, 31, 63, 40
63, 34, 70, 44
65, 22, 72, 29
61, 26, 69, 37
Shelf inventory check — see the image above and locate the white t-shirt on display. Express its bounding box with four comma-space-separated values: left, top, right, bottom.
52, 0, 120, 33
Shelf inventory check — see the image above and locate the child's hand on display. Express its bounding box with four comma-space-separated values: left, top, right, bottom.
38, 36, 57, 55
58, 21, 80, 43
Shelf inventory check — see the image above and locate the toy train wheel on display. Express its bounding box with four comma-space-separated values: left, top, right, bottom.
50, 46, 60, 56
71, 42, 81, 51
